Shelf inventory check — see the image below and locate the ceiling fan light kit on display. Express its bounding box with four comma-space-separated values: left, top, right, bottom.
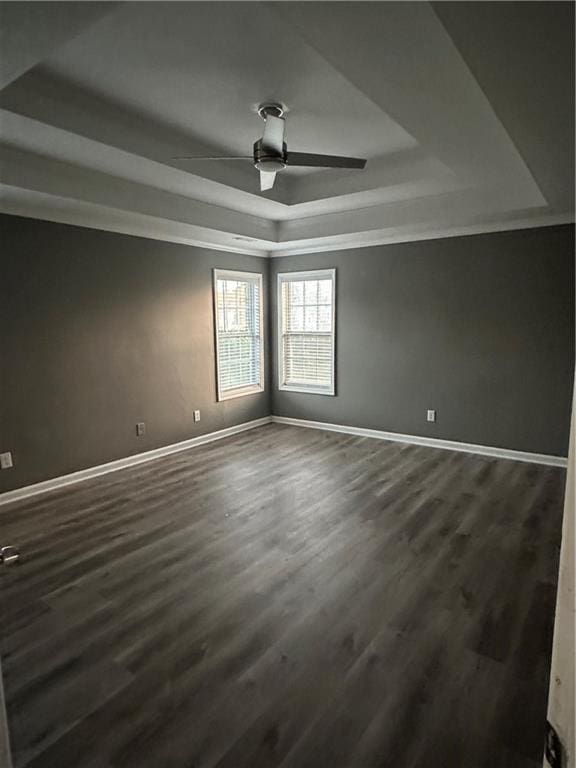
173, 102, 367, 192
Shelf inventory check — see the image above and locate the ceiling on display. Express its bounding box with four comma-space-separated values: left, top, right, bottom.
0, 1, 573, 256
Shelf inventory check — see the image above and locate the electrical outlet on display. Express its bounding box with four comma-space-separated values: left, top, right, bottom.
136, 422, 146, 437
0, 451, 13, 470
193, 410, 201, 423
427, 410, 436, 423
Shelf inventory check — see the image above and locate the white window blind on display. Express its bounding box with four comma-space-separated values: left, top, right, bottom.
214, 269, 264, 401
278, 269, 336, 395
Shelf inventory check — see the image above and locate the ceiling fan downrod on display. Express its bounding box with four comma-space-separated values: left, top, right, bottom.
253, 103, 288, 175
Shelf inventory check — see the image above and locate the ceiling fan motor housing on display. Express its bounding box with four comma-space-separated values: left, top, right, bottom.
253, 139, 287, 172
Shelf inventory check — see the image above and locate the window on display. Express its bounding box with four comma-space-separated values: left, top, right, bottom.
278, 269, 336, 395
214, 269, 264, 401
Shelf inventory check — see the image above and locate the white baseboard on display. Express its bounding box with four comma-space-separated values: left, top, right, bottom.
0, 417, 272, 507
271, 416, 568, 468
1, 413, 567, 507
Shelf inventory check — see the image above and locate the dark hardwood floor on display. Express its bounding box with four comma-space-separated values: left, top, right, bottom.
0, 424, 566, 768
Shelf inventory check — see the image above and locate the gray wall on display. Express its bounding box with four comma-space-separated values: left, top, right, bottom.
271, 225, 575, 457
0, 214, 270, 492
1, 216, 574, 494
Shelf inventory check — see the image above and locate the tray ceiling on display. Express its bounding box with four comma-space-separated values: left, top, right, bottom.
0, 1, 573, 256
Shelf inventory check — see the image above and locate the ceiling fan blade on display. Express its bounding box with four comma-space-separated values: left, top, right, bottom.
285, 152, 367, 169
261, 115, 285, 154
260, 170, 277, 191
171, 156, 253, 160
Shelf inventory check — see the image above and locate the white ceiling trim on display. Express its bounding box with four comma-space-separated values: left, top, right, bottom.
1, 184, 571, 260
0, 185, 273, 258
269, 214, 575, 258
276, 183, 548, 245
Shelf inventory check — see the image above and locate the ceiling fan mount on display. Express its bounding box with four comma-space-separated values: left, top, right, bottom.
257, 102, 285, 121
172, 102, 367, 192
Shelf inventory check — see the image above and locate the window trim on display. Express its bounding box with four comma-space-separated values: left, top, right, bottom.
213, 268, 265, 402
277, 268, 336, 396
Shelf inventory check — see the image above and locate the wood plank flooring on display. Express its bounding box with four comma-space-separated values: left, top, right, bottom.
0, 423, 566, 768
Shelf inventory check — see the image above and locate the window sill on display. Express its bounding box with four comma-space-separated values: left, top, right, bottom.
217, 385, 265, 402
278, 384, 335, 396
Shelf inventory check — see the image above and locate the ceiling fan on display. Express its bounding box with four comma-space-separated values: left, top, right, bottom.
172, 103, 367, 192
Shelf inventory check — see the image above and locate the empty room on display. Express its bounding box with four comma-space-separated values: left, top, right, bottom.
0, 2, 574, 768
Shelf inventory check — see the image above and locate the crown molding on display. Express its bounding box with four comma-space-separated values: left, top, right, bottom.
0, 185, 273, 258
269, 213, 575, 257
1, 184, 572, 259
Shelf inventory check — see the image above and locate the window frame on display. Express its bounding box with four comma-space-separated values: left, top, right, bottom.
213, 268, 265, 402
277, 268, 336, 396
